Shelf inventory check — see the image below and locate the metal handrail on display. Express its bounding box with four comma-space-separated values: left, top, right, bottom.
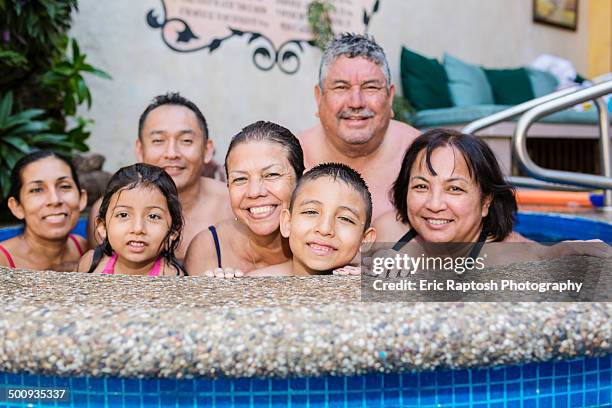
513, 80, 612, 206
462, 85, 581, 134
504, 177, 589, 191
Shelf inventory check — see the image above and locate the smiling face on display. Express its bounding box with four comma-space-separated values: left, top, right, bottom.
9, 156, 86, 241
407, 146, 492, 243
98, 185, 173, 268
316, 56, 394, 149
281, 177, 375, 275
226, 141, 297, 236
136, 104, 213, 192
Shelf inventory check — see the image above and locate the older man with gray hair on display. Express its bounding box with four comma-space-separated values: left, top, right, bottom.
298, 33, 420, 221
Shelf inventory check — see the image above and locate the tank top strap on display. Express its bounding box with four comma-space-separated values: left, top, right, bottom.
468, 228, 489, 259
68, 234, 84, 256
0, 244, 16, 268
148, 257, 163, 276
392, 229, 418, 251
101, 253, 118, 274
208, 225, 222, 268
391, 227, 488, 257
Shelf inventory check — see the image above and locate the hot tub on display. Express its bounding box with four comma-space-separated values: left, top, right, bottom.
0, 213, 610, 407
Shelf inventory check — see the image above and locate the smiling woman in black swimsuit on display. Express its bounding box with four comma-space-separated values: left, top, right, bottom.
374, 128, 518, 250
374, 128, 612, 265
185, 121, 305, 276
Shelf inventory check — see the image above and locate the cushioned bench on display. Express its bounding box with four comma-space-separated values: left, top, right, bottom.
399, 47, 611, 175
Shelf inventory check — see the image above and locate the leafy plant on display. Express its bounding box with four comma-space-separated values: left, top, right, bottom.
0, 0, 78, 91
307, 1, 334, 49
41, 39, 111, 116
0, 91, 75, 197
0, 1, 111, 201
392, 95, 416, 125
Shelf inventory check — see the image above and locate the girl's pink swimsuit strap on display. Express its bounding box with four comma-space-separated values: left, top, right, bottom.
101, 253, 162, 276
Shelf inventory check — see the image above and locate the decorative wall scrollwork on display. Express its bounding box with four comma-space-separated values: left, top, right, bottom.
147, 1, 381, 75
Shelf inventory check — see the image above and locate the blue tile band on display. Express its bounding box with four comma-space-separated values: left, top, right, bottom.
1, 354, 610, 407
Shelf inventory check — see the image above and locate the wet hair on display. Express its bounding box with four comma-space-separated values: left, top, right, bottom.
89, 163, 186, 275
290, 162, 372, 230
138, 92, 209, 141
8, 150, 82, 204
392, 129, 517, 242
225, 121, 305, 181
319, 33, 391, 90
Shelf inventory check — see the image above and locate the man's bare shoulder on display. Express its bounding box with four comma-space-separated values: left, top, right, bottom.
297, 124, 322, 142
373, 210, 398, 230
297, 125, 324, 169
200, 177, 228, 197
197, 177, 232, 217
247, 261, 293, 277
386, 120, 420, 146
373, 210, 408, 242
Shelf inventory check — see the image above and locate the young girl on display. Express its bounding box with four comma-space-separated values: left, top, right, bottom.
77, 163, 186, 276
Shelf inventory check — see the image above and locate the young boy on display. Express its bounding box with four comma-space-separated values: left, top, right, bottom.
248, 163, 376, 276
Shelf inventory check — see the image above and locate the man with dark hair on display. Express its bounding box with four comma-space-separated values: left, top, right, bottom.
298, 33, 420, 221
87, 92, 233, 260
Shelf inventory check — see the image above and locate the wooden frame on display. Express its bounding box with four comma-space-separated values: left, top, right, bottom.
533, 0, 578, 31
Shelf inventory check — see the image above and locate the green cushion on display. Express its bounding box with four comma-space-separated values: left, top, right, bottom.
409, 105, 510, 128
400, 47, 452, 111
527, 68, 559, 97
443, 53, 494, 106
484, 67, 535, 104
408, 105, 610, 128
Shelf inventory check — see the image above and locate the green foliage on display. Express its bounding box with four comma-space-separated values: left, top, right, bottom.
392, 95, 416, 125
0, 91, 74, 197
307, 1, 334, 50
0, 49, 27, 70
0, 0, 78, 88
0, 0, 111, 200
42, 39, 111, 116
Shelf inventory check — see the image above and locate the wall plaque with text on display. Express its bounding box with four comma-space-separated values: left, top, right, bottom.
147, 0, 381, 74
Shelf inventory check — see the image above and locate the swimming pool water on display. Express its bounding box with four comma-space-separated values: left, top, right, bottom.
0, 218, 88, 242
1, 354, 610, 407
514, 212, 612, 242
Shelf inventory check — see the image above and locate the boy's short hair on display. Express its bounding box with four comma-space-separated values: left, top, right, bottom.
289, 162, 372, 229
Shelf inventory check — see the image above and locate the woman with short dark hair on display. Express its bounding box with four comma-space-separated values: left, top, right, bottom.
376, 128, 520, 248
375, 129, 611, 263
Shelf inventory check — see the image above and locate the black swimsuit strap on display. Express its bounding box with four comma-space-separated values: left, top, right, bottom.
392, 229, 418, 251
208, 225, 222, 268
468, 227, 489, 259
392, 227, 488, 258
